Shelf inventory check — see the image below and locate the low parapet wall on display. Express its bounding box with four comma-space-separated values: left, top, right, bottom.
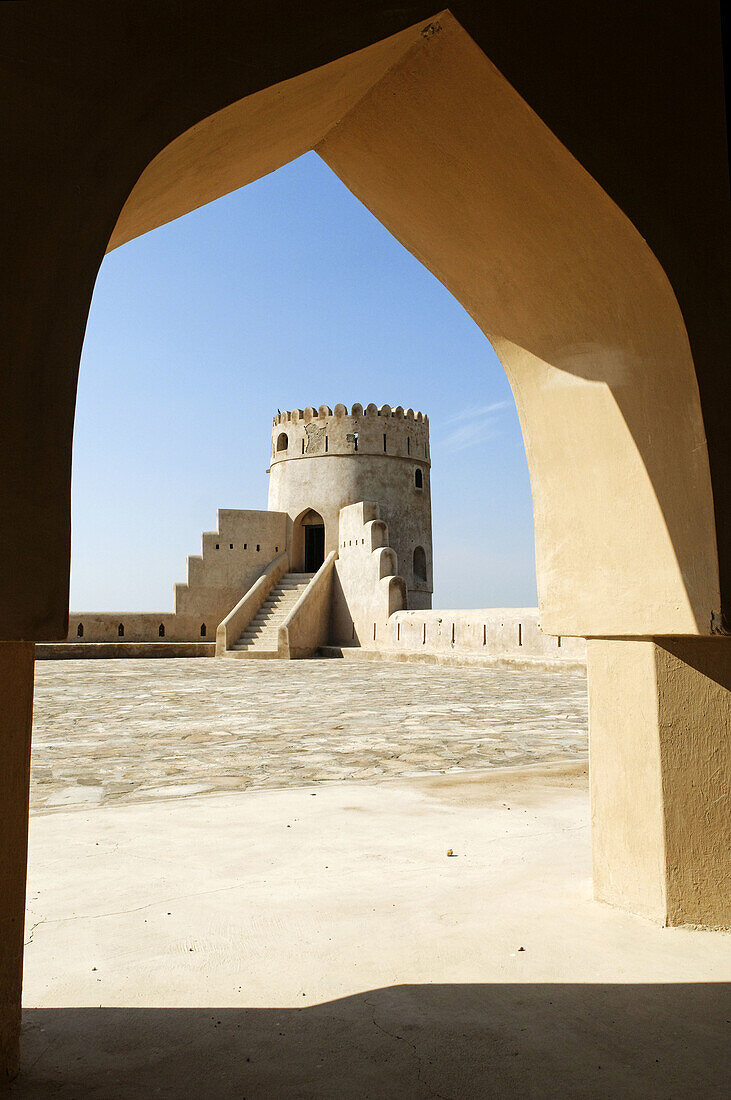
330, 608, 586, 666
64, 613, 208, 644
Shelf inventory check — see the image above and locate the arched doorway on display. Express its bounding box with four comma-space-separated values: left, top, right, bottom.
1, 11, 729, 1074
77, 12, 728, 930
102, 14, 718, 638
293, 509, 325, 573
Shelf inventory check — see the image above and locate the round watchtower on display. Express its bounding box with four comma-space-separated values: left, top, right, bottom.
268, 404, 432, 608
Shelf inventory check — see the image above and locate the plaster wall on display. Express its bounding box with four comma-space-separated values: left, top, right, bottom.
36, 642, 215, 659
216, 551, 289, 655
174, 509, 288, 624
66, 510, 288, 643
66, 613, 203, 644
269, 406, 432, 607
331, 502, 406, 647
588, 637, 730, 927
385, 609, 586, 663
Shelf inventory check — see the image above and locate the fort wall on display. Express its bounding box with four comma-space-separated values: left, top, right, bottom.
385, 608, 586, 663
67, 508, 288, 642
325, 607, 586, 666
331, 501, 406, 646
174, 509, 288, 625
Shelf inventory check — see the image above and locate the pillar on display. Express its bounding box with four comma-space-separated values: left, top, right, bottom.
587, 637, 730, 928
0, 643, 35, 1081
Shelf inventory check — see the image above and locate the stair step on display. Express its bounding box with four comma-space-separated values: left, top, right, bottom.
230, 571, 318, 655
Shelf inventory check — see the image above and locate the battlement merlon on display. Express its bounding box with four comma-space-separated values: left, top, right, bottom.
270, 404, 430, 465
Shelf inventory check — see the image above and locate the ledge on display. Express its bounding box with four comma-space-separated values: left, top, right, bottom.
35, 643, 216, 660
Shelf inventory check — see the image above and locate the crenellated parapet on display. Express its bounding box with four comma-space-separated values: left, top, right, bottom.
331, 501, 407, 647
270, 404, 430, 465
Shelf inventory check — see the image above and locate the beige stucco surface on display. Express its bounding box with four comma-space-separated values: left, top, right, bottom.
382, 608, 585, 662
18, 765, 730, 1097
331, 502, 406, 647
0, 644, 34, 1078
175, 510, 287, 624
588, 637, 731, 928
106, 23, 426, 252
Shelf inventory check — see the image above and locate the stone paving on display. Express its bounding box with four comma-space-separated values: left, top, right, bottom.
30, 658, 588, 813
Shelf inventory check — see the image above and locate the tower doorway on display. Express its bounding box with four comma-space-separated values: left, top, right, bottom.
295, 508, 325, 572
304, 521, 325, 572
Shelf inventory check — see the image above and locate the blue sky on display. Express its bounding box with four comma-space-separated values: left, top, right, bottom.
72, 152, 537, 611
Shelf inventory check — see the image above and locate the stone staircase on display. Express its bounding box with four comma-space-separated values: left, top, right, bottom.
230, 573, 314, 657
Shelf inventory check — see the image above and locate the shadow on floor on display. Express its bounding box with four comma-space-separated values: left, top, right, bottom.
14, 982, 730, 1098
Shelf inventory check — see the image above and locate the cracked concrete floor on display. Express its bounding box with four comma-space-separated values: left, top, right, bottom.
30, 657, 588, 812
17, 661, 730, 1097
18, 764, 730, 1099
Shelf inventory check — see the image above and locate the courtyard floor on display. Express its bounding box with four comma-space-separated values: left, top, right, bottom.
16, 658, 730, 1098
29, 657, 589, 812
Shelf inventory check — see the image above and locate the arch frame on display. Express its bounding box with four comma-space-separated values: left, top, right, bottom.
1, 6, 730, 1079
291, 507, 327, 573
0, 10, 723, 641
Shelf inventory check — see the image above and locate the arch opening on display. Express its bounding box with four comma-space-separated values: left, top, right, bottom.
97, 12, 720, 639
413, 545, 427, 584
292, 508, 325, 573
